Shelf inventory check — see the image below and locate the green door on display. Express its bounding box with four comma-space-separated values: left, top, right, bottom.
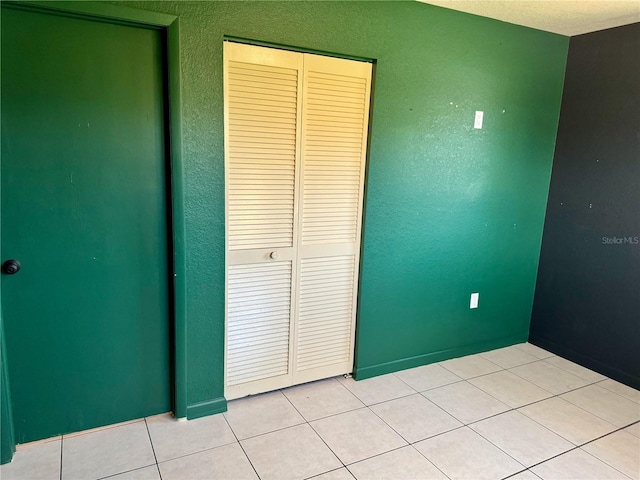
1, 7, 171, 443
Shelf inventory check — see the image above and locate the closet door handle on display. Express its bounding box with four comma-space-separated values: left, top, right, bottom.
2, 259, 21, 275
269, 251, 278, 260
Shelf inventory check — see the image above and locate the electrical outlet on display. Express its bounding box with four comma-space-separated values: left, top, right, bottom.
470, 292, 479, 309
474, 111, 483, 129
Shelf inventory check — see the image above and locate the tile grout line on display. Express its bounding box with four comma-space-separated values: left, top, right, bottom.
279, 386, 349, 473
405, 351, 611, 474
501, 468, 531, 480
484, 357, 544, 370
464, 386, 580, 464
282, 380, 459, 475
340, 443, 422, 470
594, 378, 640, 404
59, 435, 64, 480
364, 399, 413, 445
463, 368, 613, 420
577, 441, 635, 479
303, 466, 351, 480
336, 374, 418, 407
222, 410, 263, 480
432, 357, 569, 400
143, 418, 159, 465
97, 465, 160, 480
362, 390, 466, 468
461, 421, 529, 473
283, 376, 366, 420
295, 350, 634, 476
393, 353, 637, 478
229, 417, 309, 442
237, 440, 262, 480
150, 440, 238, 467
594, 379, 640, 404
506, 362, 591, 394
142, 418, 163, 480
229, 382, 369, 438
306, 376, 510, 477
402, 440, 454, 479
393, 373, 463, 394
466, 385, 640, 476
229, 392, 636, 480
556, 386, 640, 426
521, 441, 626, 478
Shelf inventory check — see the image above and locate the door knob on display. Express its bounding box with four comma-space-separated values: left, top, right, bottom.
2, 259, 21, 275
270, 251, 278, 260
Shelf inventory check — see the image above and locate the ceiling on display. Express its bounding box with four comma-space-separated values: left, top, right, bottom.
417, 0, 640, 36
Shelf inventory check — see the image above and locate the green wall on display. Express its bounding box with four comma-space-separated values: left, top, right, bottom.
66, 1, 568, 414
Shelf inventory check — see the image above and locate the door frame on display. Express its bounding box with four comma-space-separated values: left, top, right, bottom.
0, 0, 187, 462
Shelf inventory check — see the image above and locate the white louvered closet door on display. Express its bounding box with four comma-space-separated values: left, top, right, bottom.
224, 42, 372, 399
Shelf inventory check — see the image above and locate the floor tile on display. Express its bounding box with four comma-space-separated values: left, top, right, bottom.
146, 413, 236, 462
108, 465, 161, 479
310, 468, 356, 480
480, 345, 539, 369
224, 390, 305, 440
61, 421, 155, 480
626, 423, 640, 438
423, 380, 510, 424
582, 430, 640, 479
337, 374, 415, 406
470, 410, 573, 467
347, 445, 447, 480
414, 426, 524, 479
158, 442, 258, 480
440, 354, 502, 379
469, 370, 553, 408
370, 393, 461, 443
544, 356, 606, 383
241, 423, 341, 480
510, 360, 590, 394
0, 438, 61, 480
310, 408, 406, 465
393, 363, 462, 392
282, 378, 364, 421
598, 379, 640, 404
506, 470, 541, 479
514, 343, 555, 359
531, 448, 631, 480
518, 396, 617, 445
561, 384, 640, 427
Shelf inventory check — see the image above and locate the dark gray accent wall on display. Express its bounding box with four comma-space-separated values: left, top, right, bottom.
530, 23, 640, 389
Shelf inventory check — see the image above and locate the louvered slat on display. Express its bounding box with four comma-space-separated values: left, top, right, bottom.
226, 57, 299, 251
297, 256, 355, 370
227, 261, 292, 386
301, 67, 369, 246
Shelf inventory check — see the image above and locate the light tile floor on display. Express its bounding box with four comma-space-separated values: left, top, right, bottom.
2, 343, 639, 480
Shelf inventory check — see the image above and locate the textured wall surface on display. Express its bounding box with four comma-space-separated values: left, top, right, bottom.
110, 1, 568, 406
530, 23, 640, 389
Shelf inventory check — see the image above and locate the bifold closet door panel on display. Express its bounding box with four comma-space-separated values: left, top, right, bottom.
294, 54, 372, 383
224, 42, 303, 398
